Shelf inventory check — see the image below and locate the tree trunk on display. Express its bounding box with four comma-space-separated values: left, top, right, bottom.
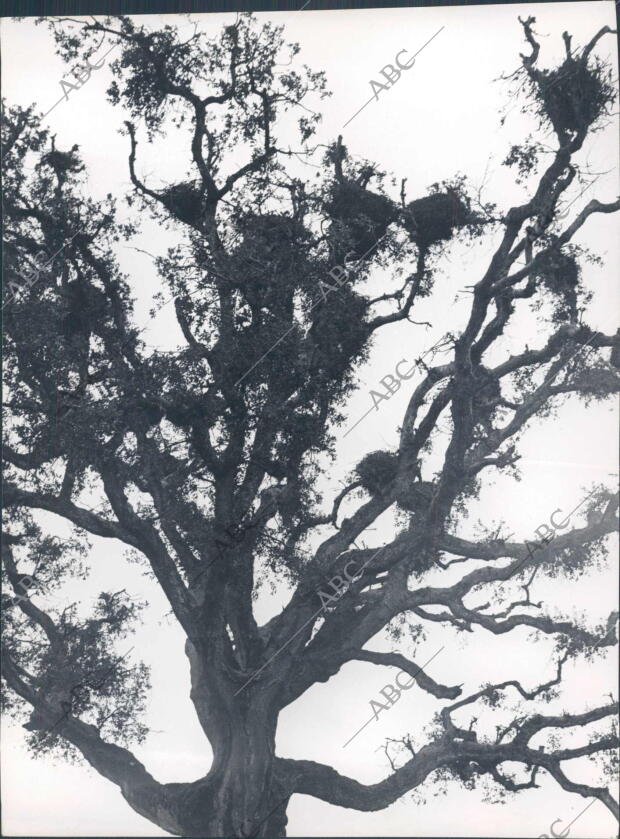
208, 709, 284, 838
177, 640, 288, 837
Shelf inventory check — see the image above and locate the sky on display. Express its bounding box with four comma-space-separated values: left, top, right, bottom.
1, 2, 619, 837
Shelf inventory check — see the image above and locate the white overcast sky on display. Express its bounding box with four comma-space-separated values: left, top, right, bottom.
1, 2, 619, 837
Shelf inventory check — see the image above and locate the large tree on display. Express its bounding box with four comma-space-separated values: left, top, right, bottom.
2, 12, 619, 838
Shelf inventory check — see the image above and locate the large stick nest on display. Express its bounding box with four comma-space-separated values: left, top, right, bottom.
160, 181, 204, 225
355, 450, 399, 495
534, 249, 579, 320
403, 191, 470, 249
536, 56, 616, 135
327, 180, 398, 258
40, 147, 84, 176
355, 450, 435, 512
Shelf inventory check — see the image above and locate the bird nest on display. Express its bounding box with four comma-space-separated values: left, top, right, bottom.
537, 57, 616, 135
535, 250, 579, 296
403, 192, 469, 249
41, 148, 83, 175
355, 450, 399, 495
327, 180, 397, 258
535, 249, 579, 320
160, 181, 204, 225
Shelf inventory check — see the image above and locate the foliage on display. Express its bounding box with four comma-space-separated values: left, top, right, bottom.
2, 13, 619, 837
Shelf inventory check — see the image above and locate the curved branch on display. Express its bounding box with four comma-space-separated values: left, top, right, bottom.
4, 482, 199, 644
2, 649, 188, 836
351, 649, 462, 699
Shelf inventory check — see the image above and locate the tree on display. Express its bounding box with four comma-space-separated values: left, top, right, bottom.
2, 12, 619, 838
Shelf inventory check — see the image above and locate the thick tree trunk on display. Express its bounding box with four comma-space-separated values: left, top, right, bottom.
176, 639, 289, 837
208, 711, 284, 837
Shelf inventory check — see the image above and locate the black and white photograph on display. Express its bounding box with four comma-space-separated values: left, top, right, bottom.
1, 1, 619, 837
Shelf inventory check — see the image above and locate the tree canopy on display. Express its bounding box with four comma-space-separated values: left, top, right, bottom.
2, 12, 619, 838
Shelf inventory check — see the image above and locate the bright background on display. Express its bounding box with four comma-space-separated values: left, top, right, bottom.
1, 3, 618, 837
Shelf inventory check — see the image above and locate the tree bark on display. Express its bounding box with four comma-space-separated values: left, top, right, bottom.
180, 640, 286, 837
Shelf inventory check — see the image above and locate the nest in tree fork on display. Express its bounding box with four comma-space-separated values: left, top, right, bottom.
535, 250, 578, 292
328, 180, 397, 258
161, 181, 204, 224
355, 450, 399, 495
403, 192, 469, 249
41, 148, 83, 175
355, 450, 435, 513
538, 57, 615, 135
535, 249, 579, 316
